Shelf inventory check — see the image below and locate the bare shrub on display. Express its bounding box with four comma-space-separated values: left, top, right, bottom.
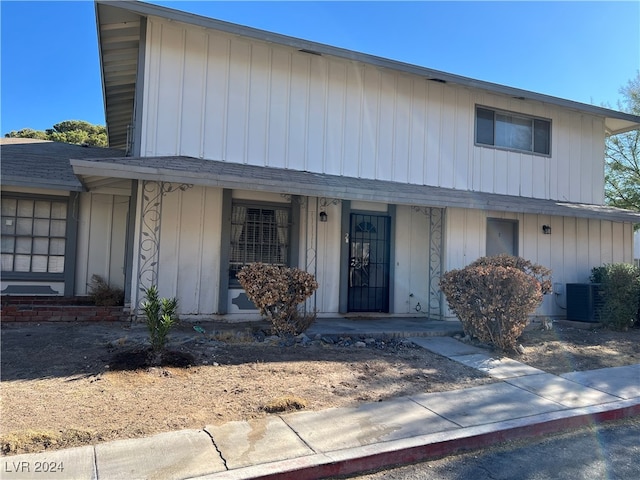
88, 274, 124, 306
440, 255, 551, 352
262, 396, 308, 413
236, 263, 318, 336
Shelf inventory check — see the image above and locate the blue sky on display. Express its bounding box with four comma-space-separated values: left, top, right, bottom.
1, 1, 639, 136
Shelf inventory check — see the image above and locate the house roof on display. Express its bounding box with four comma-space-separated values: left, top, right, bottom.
96, 0, 640, 150
71, 156, 640, 224
0, 139, 125, 192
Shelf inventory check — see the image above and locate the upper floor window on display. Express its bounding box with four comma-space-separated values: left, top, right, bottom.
1, 196, 68, 275
476, 106, 551, 156
229, 203, 290, 282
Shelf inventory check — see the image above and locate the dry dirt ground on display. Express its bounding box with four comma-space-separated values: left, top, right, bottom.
1, 319, 639, 456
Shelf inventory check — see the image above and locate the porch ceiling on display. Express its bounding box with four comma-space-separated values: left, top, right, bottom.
71, 155, 640, 224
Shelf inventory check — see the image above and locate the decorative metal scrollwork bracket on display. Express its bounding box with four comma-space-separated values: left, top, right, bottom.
136, 181, 193, 310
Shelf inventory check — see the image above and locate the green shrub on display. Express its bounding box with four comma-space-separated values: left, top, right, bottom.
590, 263, 640, 330
440, 255, 551, 352
140, 285, 178, 353
88, 274, 124, 306
236, 263, 318, 336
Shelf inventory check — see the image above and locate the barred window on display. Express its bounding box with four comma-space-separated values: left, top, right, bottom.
229, 204, 290, 281
1, 196, 68, 275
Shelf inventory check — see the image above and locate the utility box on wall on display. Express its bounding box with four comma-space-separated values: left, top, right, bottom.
566, 283, 603, 322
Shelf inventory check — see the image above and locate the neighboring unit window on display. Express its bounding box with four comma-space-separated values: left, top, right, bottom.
229, 204, 290, 282
1, 196, 67, 275
476, 106, 551, 155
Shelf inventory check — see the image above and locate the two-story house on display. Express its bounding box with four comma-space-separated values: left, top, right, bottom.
5, 0, 639, 322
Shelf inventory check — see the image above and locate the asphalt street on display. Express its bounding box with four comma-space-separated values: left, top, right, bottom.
340, 416, 640, 480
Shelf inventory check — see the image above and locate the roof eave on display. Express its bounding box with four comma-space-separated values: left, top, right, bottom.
95, 1, 640, 132
71, 156, 640, 224
1, 176, 85, 192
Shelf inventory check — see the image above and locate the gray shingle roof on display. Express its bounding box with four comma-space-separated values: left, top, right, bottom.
1, 140, 125, 191
71, 155, 640, 223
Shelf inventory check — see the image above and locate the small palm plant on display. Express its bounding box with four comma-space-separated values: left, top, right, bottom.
140, 285, 178, 359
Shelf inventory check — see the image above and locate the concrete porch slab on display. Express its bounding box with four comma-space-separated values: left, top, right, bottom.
506, 373, 621, 408
410, 336, 489, 357
410, 382, 562, 427
204, 417, 314, 469
561, 365, 640, 400
451, 353, 545, 379
282, 397, 459, 452
94, 430, 225, 480
306, 317, 464, 338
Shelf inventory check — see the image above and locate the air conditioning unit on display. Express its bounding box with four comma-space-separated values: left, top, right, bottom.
566, 283, 603, 322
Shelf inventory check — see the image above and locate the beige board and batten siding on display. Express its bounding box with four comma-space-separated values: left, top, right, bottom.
75, 191, 130, 294
154, 186, 222, 316
393, 205, 431, 315
445, 208, 634, 317
127, 185, 437, 317
140, 16, 605, 205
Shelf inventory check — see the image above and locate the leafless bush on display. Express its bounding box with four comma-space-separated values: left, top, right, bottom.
237, 263, 318, 336
440, 255, 551, 352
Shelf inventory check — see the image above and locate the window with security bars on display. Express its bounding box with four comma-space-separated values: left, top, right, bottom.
229, 204, 290, 281
1, 196, 68, 275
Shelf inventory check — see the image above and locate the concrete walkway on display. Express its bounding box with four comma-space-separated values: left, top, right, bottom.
3, 334, 639, 480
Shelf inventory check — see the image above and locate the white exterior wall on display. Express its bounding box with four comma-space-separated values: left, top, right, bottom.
444, 207, 635, 317
393, 205, 431, 314
153, 186, 223, 315
141, 17, 606, 205
76, 190, 130, 294
128, 186, 438, 317
304, 198, 342, 314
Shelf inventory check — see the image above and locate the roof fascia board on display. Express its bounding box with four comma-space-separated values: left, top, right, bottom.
1, 176, 84, 192
71, 158, 640, 223
95, 2, 111, 146
96, 1, 640, 130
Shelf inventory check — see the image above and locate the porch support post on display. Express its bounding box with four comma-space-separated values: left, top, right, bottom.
218, 188, 232, 314
135, 181, 193, 312
339, 200, 351, 314
412, 206, 444, 318
63, 191, 80, 296
388, 204, 396, 314
428, 207, 444, 318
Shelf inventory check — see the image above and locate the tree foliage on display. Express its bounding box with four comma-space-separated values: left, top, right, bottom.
605, 73, 640, 219
5, 120, 107, 147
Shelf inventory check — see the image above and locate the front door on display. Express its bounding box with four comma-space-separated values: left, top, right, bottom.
486, 218, 518, 256
348, 213, 390, 312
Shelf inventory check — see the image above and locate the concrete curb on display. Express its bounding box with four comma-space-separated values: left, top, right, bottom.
199, 399, 640, 480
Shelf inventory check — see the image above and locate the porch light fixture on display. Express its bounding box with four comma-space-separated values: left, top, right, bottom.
542, 225, 552, 235
319, 211, 328, 222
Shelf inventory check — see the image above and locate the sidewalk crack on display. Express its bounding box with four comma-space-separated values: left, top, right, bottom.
92, 446, 99, 480
279, 415, 317, 453
203, 428, 228, 470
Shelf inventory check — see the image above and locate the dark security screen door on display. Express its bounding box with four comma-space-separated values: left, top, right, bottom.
348, 213, 390, 312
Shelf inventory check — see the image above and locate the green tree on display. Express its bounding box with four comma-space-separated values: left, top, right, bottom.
605, 73, 640, 220
5, 120, 107, 147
